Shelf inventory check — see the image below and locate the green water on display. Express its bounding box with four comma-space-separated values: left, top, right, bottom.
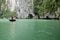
0, 19, 60, 40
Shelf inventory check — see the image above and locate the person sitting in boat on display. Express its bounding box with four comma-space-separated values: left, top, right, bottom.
9, 16, 16, 22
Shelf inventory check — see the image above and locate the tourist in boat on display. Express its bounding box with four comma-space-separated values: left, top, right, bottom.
9, 16, 16, 22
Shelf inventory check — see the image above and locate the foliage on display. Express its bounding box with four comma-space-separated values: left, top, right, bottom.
34, 0, 60, 16
1, 10, 16, 18
34, 0, 43, 15
0, 0, 17, 18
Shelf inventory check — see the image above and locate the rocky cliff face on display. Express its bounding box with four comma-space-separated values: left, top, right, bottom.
6, 0, 16, 11
6, 0, 34, 18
